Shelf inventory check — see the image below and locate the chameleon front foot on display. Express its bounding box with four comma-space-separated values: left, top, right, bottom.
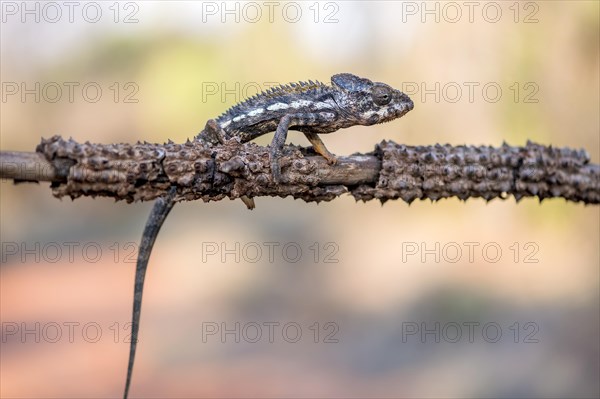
320, 152, 338, 165
304, 132, 338, 165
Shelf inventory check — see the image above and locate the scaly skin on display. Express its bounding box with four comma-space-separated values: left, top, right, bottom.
123, 74, 413, 398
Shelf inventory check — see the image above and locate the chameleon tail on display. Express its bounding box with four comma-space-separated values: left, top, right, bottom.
124, 187, 177, 399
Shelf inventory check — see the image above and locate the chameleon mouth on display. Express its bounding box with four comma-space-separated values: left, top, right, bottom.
395, 106, 409, 117
397, 99, 414, 117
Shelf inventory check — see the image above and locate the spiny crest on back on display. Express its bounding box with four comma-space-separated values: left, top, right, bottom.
218, 79, 329, 119
262, 79, 326, 98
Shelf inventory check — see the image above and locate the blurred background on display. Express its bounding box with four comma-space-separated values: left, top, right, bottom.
1, 1, 598, 397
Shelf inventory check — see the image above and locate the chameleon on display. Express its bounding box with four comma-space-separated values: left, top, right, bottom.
123, 73, 414, 398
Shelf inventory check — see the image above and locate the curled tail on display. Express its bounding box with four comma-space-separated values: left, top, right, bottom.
124, 187, 177, 399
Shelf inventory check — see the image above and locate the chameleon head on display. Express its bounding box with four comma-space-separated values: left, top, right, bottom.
331, 73, 414, 125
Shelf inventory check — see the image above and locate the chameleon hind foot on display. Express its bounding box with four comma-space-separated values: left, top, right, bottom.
197, 119, 227, 145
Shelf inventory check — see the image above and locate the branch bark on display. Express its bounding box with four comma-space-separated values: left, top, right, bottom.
1, 135, 598, 204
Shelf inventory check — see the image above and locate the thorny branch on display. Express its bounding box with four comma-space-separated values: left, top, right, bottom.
1, 135, 598, 204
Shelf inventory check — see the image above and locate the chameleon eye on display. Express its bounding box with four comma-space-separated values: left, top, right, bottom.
372, 86, 392, 106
